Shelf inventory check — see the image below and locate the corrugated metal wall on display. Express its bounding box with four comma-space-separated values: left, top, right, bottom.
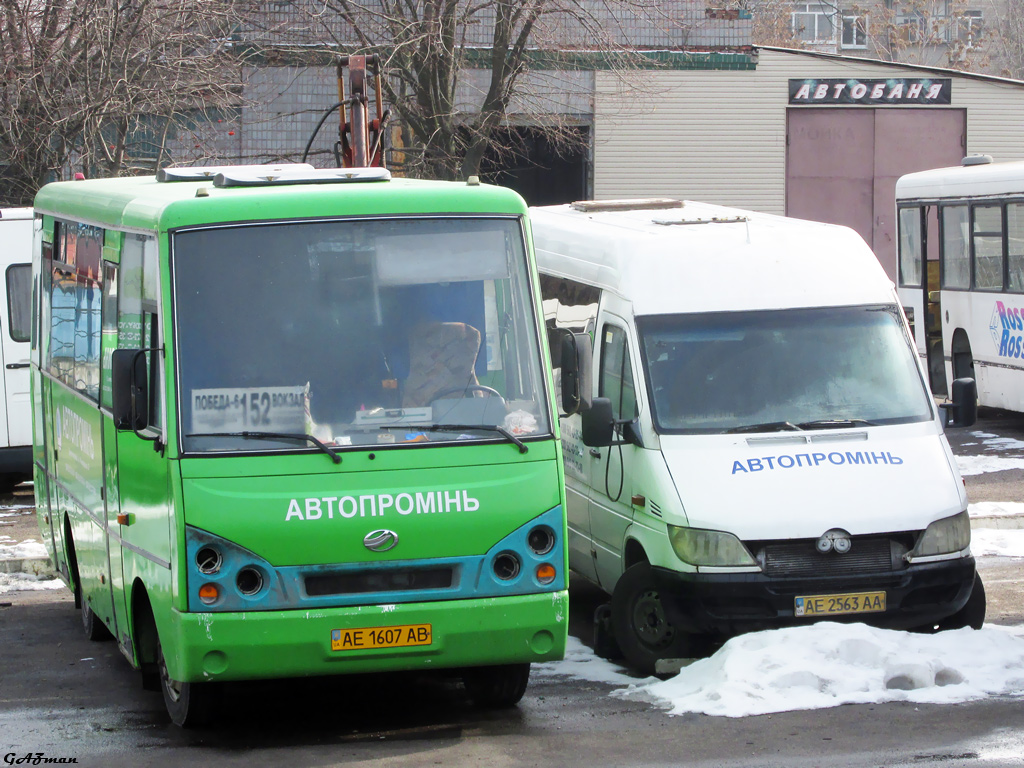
593, 48, 1024, 213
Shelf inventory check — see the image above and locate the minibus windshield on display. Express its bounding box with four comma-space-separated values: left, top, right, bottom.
173, 217, 550, 454
637, 305, 934, 434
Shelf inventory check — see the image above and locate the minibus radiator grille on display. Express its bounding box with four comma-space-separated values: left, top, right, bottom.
304, 566, 455, 597
755, 537, 908, 578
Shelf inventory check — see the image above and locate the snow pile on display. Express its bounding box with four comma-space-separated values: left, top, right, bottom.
0, 571, 63, 594
972, 528, 1024, 558
0, 537, 48, 560
956, 455, 1024, 476
534, 636, 647, 685
615, 622, 1024, 717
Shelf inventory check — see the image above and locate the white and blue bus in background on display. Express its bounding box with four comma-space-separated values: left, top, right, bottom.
897, 155, 1024, 411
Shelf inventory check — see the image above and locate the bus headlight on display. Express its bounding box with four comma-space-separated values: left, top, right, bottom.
912, 510, 971, 558
668, 525, 757, 567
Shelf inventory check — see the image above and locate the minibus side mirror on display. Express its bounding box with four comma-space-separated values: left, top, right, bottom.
112, 348, 149, 431
940, 377, 978, 429
581, 397, 615, 447
560, 332, 593, 416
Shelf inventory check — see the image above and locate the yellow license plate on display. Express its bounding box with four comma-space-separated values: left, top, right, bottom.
795, 591, 886, 617
330, 624, 432, 651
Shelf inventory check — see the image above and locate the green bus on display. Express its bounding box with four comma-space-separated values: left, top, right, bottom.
30, 164, 569, 726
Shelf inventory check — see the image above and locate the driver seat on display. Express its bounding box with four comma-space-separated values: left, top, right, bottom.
403, 322, 482, 407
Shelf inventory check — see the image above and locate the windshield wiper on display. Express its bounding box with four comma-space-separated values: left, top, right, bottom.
422, 424, 529, 454
797, 419, 877, 430
725, 421, 803, 434
187, 431, 342, 464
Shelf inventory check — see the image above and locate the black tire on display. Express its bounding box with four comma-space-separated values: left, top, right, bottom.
937, 573, 987, 631
81, 597, 113, 642
463, 663, 531, 708
610, 562, 691, 676
158, 641, 219, 727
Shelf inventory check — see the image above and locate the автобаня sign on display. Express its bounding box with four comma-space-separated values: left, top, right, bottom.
789, 78, 952, 106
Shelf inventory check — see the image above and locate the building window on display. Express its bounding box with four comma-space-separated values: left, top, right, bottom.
841, 12, 868, 48
951, 10, 983, 45
792, 3, 836, 45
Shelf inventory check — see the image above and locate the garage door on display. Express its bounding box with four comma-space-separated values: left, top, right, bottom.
786, 108, 965, 280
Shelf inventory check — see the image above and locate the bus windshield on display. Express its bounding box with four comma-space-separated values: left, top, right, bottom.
637, 305, 934, 434
174, 217, 550, 454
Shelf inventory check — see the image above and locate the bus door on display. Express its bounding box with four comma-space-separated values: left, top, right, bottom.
898, 204, 945, 395
587, 312, 641, 590
2, 261, 33, 453
103, 234, 172, 654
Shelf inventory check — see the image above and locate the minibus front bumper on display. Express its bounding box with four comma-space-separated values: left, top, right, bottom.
652, 556, 976, 635
165, 590, 568, 683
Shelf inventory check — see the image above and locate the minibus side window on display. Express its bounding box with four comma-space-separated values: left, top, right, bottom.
1008, 203, 1024, 293
972, 204, 1004, 291
599, 324, 638, 421
47, 220, 103, 402
897, 206, 923, 288
6, 264, 31, 342
100, 263, 118, 409
941, 205, 970, 289
119, 235, 163, 432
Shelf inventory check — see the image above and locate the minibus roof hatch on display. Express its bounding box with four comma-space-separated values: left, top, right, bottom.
157, 163, 316, 182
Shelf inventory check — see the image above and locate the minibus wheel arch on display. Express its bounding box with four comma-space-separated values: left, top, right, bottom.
622, 538, 648, 571
63, 517, 80, 609
131, 582, 160, 689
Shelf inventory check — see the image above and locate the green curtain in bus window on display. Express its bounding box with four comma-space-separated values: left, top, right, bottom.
600, 324, 638, 421
1008, 204, 1024, 293
973, 204, 1004, 291
942, 205, 970, 289
898, 208, 923, 288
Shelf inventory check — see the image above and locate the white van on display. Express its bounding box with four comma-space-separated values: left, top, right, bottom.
0, 208, 34, 491
532, 199, 982, 674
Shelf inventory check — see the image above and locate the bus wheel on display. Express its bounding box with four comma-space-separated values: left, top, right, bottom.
158, 641, 219, 727
611, 562, 691, 676
81, 597, 112, 642
937, 574, 987, 631
463, 663, 531, 708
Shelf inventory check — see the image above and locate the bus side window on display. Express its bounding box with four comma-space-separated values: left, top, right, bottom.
100, 263, 118, 409
118, 235, 163, 432
1008, 203, 1024, 293
599, 324, 638, 421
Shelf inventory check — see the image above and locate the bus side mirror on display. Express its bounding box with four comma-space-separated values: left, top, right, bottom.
581, 397, 615, 447
940, 377, 977, 429
560, 332, 593, 415
112, 349, 149, 431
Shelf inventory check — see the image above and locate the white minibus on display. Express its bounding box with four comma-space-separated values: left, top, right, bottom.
535, 199, 982, 674
0, 208, 33, 490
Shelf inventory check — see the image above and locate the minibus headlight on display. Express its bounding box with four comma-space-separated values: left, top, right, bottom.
668, 525, 757, 567
912, 510, 971, 558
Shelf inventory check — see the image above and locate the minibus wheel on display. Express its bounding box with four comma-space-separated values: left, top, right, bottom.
463, 663, 530, 708
158, 641, 220, 727
611, 562, 691, 676
81, 597, 113, 642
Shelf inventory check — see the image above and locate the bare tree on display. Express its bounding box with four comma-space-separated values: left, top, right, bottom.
0, 0, 254, 206
744, 0, 805, 47
251, 1, 715, 181
982, 2, 1024, 78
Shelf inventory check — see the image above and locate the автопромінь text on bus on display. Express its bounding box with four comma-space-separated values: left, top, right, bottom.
30, 163, 571, 726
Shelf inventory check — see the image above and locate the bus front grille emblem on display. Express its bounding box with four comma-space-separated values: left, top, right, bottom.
364, 529, 399, 553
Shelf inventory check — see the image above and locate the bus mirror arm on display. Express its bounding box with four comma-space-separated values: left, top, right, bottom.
112, 348, 164, 452
940, 377, 978, 429
560, 331, 593, 416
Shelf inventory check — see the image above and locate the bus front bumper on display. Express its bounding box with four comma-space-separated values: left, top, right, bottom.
166, 590, 568, 683
653, 557, 976, 636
